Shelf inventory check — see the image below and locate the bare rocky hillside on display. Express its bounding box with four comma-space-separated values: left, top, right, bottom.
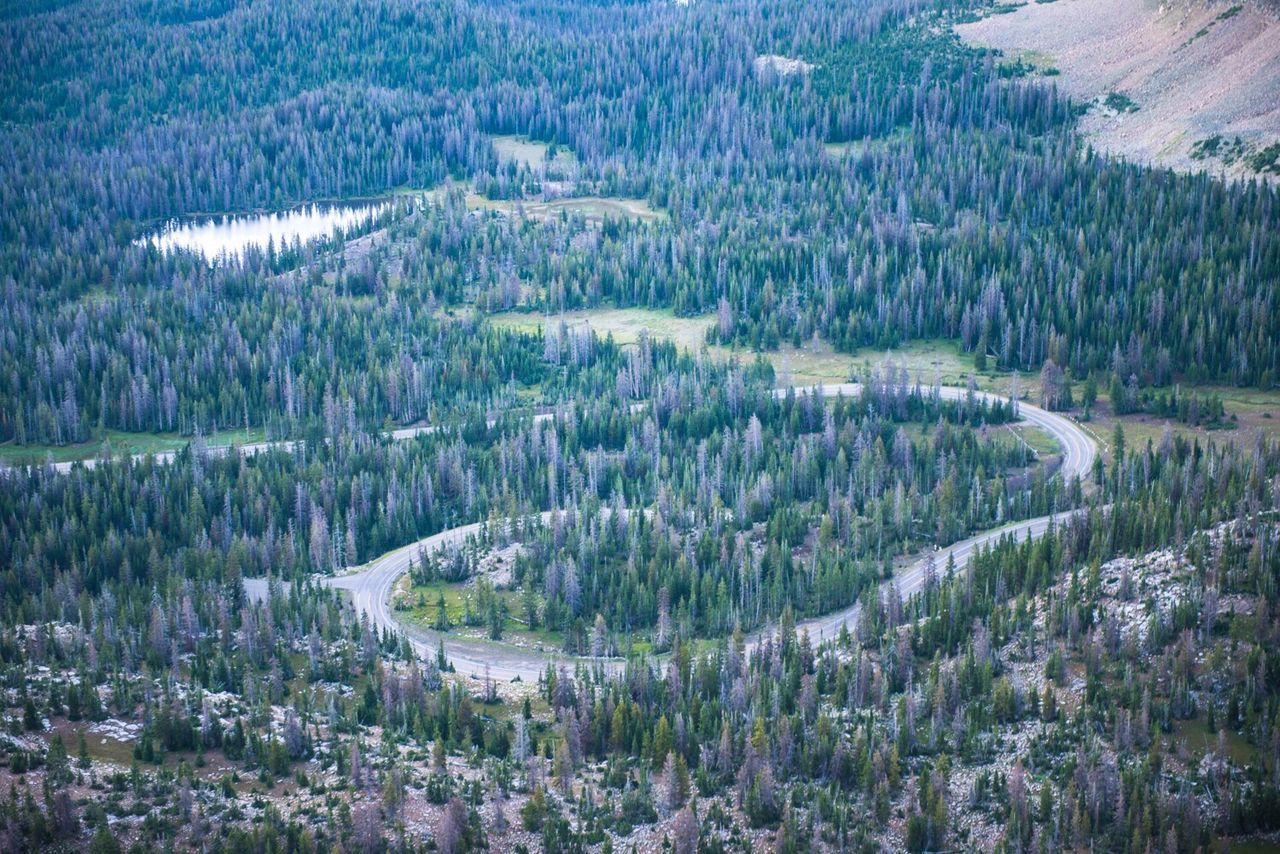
957, 0, 1280, 181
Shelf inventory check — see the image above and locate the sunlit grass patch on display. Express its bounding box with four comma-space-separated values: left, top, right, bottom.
1165, 714, 1256, 766
1008, 424, 1060, 456
465, 193, 665, 224
0, 426, 266, 467
490, 135, 572, 169
490, 308, 1001, 393
489, 307, 713, 354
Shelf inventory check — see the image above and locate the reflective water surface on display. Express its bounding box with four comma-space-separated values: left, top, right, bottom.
144, 200, 394, 260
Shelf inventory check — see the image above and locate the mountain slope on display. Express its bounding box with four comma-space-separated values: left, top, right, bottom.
957, 0, 1280, 180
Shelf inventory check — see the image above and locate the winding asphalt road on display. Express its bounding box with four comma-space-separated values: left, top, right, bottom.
252, 382, 1096, 681
29, 380, 1093, 679
780, 384, 1094, 649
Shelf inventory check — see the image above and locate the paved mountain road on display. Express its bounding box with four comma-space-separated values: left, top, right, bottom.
250, 382, 1096, 681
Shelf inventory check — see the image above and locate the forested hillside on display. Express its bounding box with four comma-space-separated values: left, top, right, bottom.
2, 0, 1278, 446
1, 0, 1278, 851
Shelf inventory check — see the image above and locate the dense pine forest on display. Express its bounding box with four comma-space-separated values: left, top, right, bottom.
3, 0, 1279, 445
1, 0, 1279, 850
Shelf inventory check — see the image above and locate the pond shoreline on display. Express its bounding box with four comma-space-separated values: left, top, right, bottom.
138, 190, 431, 261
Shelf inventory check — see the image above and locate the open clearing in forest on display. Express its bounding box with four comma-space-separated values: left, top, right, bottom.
465, 193, 665, 224
489, 307, 1280, 456
490, 135, 573, 169
395, 577, 573, 657
823, 128, 912, 160
1010, 424, 1061, 457
789, 337, 997, 388
490, 307, 715, 354
956, 0, 1280, 180
764, 336, 1021, 392
1088, 384, 1280, 461
490, 307, 1010, 390
0, 426, 266, 467
1165, 712, 1258, 766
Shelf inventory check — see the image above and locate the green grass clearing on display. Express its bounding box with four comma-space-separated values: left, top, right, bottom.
490, 135, 574, 169
490, 307, 714, 355
396, 579, 471, 625
498, 307, 1280, 460
1008, 424, 1060, 456
1082, 384, 1280, 463
465, 193, 664, 224
823, 128, 912, 160
395, 578, 568, 651
490, 307, 1008, 392
1165, 714, 1257, 766
768, 337, 1002, 389
0, 426, 267, 466
45, 719, 247, 782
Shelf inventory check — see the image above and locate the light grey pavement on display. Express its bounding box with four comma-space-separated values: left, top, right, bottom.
249, 382, 1095, 680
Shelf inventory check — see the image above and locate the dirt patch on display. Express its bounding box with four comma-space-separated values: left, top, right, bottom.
957, 0, 1280, 181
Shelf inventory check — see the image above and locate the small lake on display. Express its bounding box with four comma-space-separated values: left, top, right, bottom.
144, 199, 398, 261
